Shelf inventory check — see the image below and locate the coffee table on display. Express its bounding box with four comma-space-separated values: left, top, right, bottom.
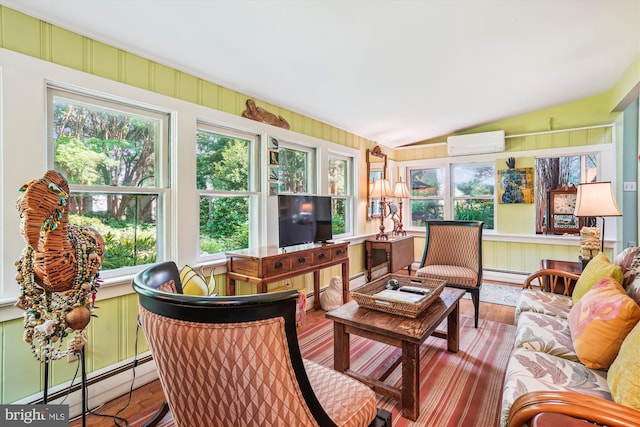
326, 287, 465, 421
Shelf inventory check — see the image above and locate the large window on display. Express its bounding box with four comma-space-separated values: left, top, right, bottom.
534, 154, 598, 233
409, 167, 445, 226
451, 163, 495, 229
328, 155, 353, 236
49, 87, 169, 273
196, 125, 258, 257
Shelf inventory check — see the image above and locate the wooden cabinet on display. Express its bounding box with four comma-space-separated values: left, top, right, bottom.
365, 235, 414, 281
226, 242, 349, 309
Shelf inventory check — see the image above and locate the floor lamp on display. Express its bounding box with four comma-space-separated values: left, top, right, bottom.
370, 178, 394, 240
574, 181, 622, 253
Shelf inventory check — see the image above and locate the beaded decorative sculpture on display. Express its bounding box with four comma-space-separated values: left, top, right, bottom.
15, 170, 104, 362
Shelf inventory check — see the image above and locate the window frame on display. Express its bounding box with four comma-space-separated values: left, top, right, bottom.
328, 152, 354, 238
277, 140, 316, 194
195, 122, 261, 261
47, 85, 172, 279
450, 161, 496, 229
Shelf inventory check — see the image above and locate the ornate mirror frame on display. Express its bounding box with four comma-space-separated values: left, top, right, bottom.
366, 146, 388, 220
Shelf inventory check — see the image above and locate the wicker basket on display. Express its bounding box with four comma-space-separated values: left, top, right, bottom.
350, 274, 446, 318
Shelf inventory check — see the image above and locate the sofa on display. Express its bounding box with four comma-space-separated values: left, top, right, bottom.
500, 248, 640, 427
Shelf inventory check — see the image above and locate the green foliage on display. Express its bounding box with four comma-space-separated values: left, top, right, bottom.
454, 200, 494, 229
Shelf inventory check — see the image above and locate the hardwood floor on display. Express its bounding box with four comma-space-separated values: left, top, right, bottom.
70, 282, 517, 427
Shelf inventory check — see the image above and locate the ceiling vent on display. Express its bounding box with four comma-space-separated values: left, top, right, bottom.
447, 130, 505, 156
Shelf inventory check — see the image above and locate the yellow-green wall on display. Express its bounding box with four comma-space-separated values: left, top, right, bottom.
0, 5, 637, 404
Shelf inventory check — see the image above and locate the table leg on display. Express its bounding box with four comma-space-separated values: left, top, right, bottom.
401, 341, 419, 421
226, 276, 236, 296
341, 260, 349, 304
333, 322, 350, 372
313, 270, 321, 310
447, 301, 460, 353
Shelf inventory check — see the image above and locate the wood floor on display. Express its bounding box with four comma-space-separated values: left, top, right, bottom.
70, 282, 517, 427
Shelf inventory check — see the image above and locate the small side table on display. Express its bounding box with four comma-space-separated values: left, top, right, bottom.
540, 259, 582, 294
365, 235, 414, 282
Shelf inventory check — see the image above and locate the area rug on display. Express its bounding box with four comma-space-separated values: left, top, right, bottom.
298, 315, 515, 427
462, 282, 522, 307
130, 314, 515, 427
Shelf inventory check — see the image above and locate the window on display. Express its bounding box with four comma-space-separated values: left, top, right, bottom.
451, 163, 495, 229
196, 125, 258, 257
328, 155, 353, 236
534, 154, 598, 233
49, 87, 170, 273
278, 143, 314, 193
408, 167, 445, 226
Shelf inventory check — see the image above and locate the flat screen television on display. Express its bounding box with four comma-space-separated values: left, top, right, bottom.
278, 195, 333, 248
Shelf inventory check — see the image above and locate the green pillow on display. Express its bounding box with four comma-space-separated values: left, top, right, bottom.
572, 252, 623, 303
608, 321, 640, 410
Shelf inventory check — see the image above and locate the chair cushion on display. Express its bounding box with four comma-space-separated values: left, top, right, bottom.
608, 320, 640, 410
304, 359, 377, 427
572, 252, 623, 304
568, 277, 640, 370
514, 311, 578, 362
416, 265, 478, 287
514, 289, 572, 322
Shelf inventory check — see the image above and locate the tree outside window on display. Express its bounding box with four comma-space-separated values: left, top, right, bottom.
51, 88, 168, 271
409, 168, 445, 226
196, 127, 254, 255
535, 155, 598, 233
279, 146, 310, 193
329, 157, 351, 235
452, 164, 495, 229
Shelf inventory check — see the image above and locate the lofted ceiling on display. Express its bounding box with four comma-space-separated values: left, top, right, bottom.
2, 0, 639, 148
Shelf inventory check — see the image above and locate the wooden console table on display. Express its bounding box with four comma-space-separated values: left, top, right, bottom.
365, 235, 414, 281
225, 241, 349, 310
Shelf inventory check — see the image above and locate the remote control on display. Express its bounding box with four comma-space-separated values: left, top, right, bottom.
399, 286, 430, 295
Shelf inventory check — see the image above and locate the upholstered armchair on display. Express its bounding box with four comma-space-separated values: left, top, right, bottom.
132, 261, 391, 427
416, 220, 484, 327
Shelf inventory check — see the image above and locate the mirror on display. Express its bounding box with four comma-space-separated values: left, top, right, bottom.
366, 145, 387, 219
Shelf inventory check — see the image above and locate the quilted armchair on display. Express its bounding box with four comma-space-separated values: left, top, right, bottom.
416, 220, 484, 327
133, 261, 391, 427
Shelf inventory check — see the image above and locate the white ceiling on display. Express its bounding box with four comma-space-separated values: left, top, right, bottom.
2, 0, 639, 147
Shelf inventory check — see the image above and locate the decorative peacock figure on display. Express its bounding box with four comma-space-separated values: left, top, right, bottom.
15, 170, 104, 361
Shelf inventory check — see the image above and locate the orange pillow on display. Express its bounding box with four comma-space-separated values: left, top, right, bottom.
568, 277, 640, 369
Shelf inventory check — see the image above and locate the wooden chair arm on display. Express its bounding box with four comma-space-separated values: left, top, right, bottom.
523, 269, 581, 296
507, 391, 640, 427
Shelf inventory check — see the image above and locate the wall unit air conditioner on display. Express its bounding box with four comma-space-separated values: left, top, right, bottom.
447, 130, 505, 156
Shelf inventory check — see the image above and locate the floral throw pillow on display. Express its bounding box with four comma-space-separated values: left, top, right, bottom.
568, 277, 640, 369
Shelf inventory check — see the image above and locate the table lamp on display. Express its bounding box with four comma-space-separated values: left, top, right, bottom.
370, 178, 394, 240
573, 181, 621, 252
393, 178, 411, 236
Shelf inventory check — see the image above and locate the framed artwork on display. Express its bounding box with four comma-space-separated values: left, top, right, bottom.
269, 137, 279, 149
269, 166, 279, 181
269, 150, 279, 165
498, 167, 534, 204
268, 182, 279, 195
547, 184, 583, 234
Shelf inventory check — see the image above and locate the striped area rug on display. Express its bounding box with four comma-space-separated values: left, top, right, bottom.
298, 314, 516, 427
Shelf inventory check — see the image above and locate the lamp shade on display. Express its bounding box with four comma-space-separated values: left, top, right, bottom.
394, 180, 411, 199
574, 182, 621, 217
370, 178, 394, 198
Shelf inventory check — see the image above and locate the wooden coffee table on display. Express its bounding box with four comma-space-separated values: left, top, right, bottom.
326, 287, 465, 421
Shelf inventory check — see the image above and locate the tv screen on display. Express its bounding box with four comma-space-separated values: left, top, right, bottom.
278, 195, 333, 248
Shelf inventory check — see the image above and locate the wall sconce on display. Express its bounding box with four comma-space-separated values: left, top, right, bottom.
370, 178, 394, 240
393, 178, 410, 236
573, 181, 621, 253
